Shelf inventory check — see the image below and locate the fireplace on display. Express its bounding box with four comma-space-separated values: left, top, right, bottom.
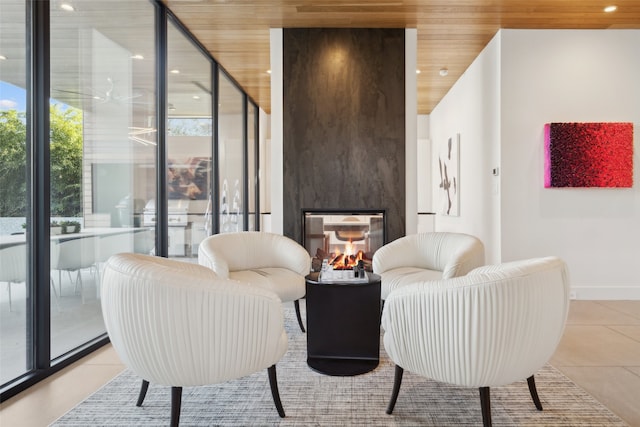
302, 209, 386, 272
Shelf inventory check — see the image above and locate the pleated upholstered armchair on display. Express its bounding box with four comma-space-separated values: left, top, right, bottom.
382, 256, 571, 427
198, 231, 312, 332
101, 253, 289, 426
372, 232, 485, 301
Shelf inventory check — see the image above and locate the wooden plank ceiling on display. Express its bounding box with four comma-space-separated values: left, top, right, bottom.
163, 0, 640, 115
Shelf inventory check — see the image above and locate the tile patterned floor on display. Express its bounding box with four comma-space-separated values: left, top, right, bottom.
550, 300, 640, 426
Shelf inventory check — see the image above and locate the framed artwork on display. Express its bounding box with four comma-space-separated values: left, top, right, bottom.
544, 122, 634, 188
438, 133, 460, 216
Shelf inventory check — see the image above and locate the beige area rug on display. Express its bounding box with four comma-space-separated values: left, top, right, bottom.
52, 306, 628, 426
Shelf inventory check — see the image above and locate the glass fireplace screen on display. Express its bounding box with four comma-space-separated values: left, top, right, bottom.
302, 209, 386, 272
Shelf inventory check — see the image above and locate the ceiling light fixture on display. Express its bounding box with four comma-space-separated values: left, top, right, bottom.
439, 68, 449, 77
604, 5, 617, 12
131, 54, 144, 60
128, 127, 158, 146
128, 136, 157, 146
170, 69, 180, 74
193, 95, 200, 100
0, 55, 6, 60
416, 69, 421, 74
60, 2, 75, 11
266, 69, 272, 74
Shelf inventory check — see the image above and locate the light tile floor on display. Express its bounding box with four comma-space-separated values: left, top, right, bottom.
1, 300, 639, 427
549, 300, 640, 426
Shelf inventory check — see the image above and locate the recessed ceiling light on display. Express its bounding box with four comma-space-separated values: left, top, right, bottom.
604, 5, 617, 12
170, 69, 180, 74
192, 95, 200, 100
60, 3, 75, 11
266, 69, 272, 74
439, 68, 449, 77
131, 54, 144, 60
416, 69, 421, 74
0, 55, 6, 60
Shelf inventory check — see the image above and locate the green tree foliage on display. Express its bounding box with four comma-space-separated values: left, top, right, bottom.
0, 105, 83, 217
50, 104, 83, 216
0, 110, 27, 217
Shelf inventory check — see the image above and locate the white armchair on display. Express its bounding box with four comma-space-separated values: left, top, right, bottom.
101, 253, 289, 426
382, 256, 571, 426
0, 244, 26, 312
198, 231, 311, 332
51, 236, 99, 303
1, 243, 59, 311
372, 232, 485, 300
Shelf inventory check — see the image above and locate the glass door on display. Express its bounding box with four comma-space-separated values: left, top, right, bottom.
166, 19, 213, 259
49, 0, 157, 358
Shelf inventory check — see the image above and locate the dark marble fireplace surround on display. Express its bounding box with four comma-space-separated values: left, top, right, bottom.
283, 28, 406, 246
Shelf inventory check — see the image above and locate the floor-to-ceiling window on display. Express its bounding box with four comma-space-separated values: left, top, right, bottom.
218, 71, 245, 233
1, 0, 259, 400
48, 0, 157, 358
166, 19, 213, 259
0, 0, 29, 386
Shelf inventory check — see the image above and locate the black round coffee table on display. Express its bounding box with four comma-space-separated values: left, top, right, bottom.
305, 271, 381, 376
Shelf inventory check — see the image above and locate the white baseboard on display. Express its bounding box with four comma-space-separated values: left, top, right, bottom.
570, 286, 640, 300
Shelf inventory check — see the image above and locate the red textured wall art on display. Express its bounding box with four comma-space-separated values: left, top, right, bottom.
544, 122, 634, 188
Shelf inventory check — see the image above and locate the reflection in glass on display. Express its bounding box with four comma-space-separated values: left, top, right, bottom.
218, 72, 245, 233
247, 101, 257, 231
49, 0, 157, 359
0, 1, 29, 385
167, 20, 213, 259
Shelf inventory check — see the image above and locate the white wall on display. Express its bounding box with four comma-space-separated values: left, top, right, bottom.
258, 107, 271, 231
500, 29, 640, 299
429, 34, 501, 263
431, 29, 640, 299
416, 115, 435, 232
269, 28, 284, 234
406, 29, 418, 235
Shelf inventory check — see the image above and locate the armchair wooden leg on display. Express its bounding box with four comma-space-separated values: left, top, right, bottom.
527, 375, 543, 410
294, 299, 305, 332
386, 364, 404, 414
268, 365, 286, 418
136, 380, 150, 407
170, 386, 182, 427
479, 387, 492, 427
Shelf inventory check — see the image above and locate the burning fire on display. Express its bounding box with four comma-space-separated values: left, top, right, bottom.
329, 240, 365, 270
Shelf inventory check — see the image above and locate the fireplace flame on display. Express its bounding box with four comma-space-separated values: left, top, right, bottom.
344, 240, 355, 256
329, 240, 365, 270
